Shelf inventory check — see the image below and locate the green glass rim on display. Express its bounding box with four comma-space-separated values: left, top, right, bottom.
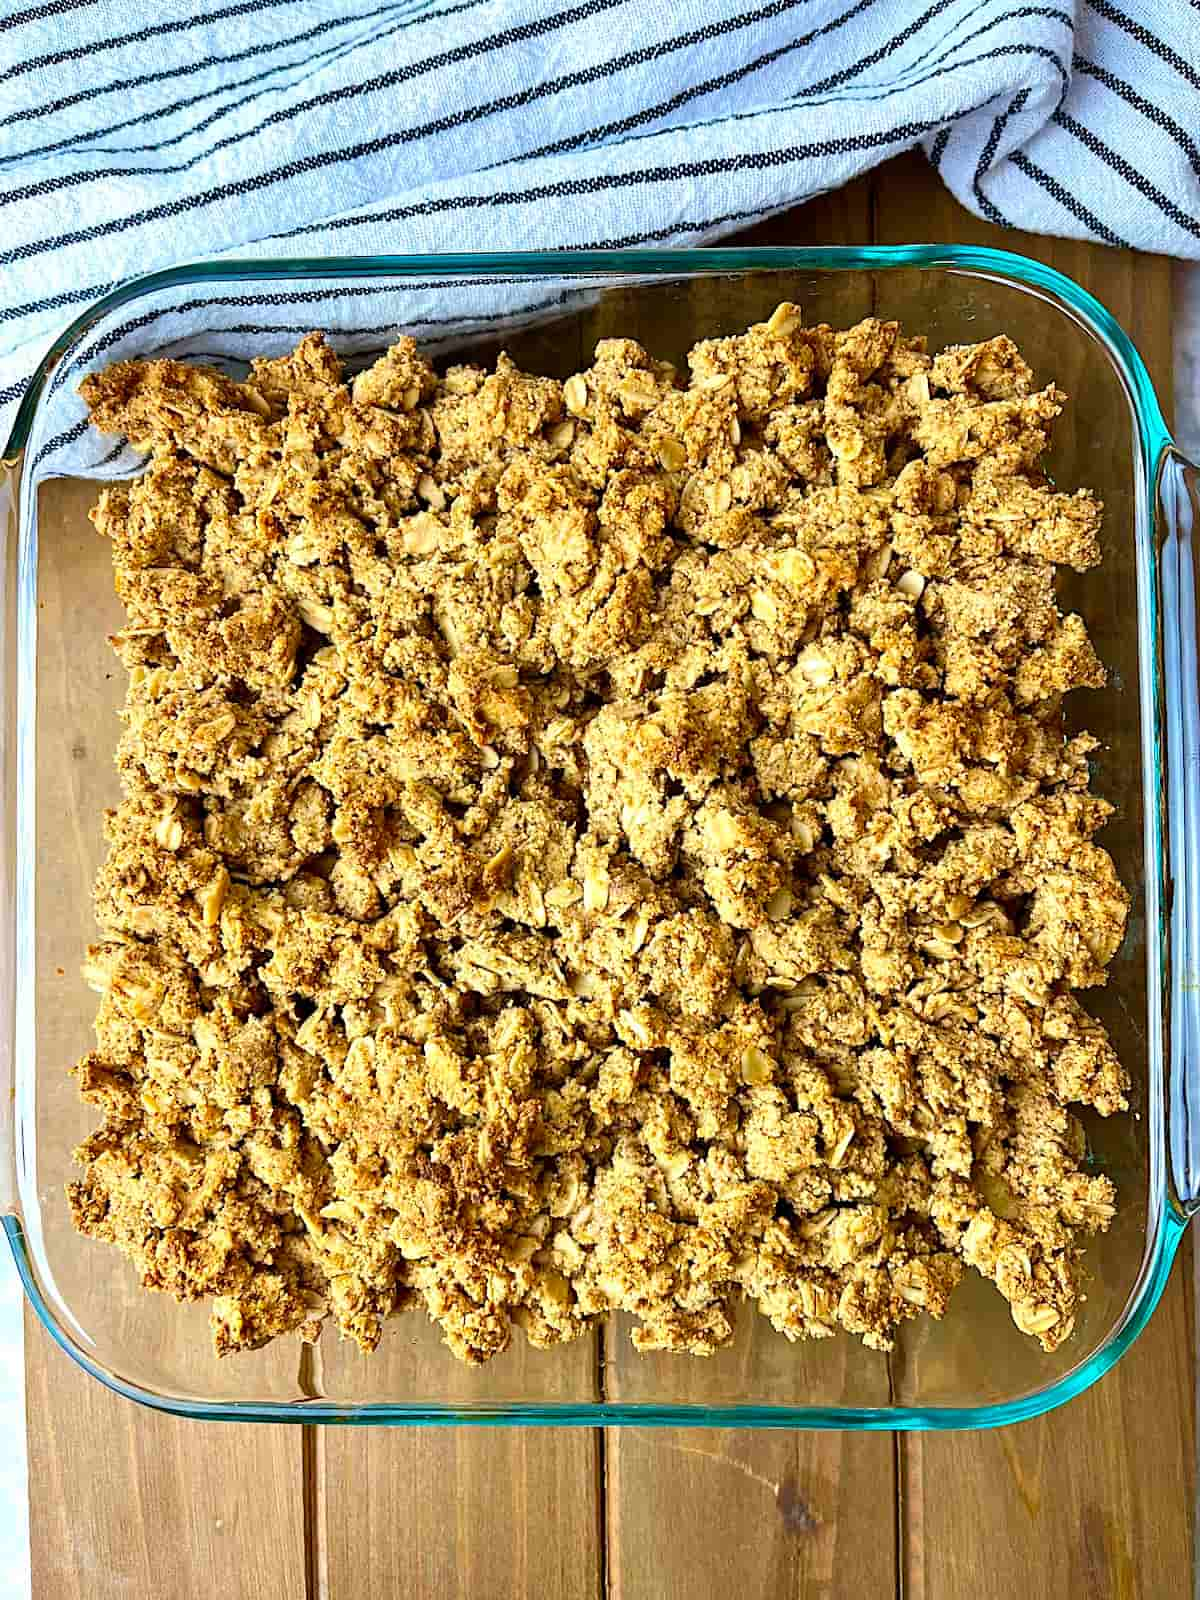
6, 242, 1185, 1427
8, 1212, 1186, 1428
2, 244, 1175, 467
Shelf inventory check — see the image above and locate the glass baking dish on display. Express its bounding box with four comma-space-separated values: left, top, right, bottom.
3, 247, 1198, 1430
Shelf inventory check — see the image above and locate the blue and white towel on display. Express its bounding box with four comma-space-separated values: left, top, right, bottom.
1, 0, 1198, 465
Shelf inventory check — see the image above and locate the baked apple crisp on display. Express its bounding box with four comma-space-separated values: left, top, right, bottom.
69, 307, 1129, 1364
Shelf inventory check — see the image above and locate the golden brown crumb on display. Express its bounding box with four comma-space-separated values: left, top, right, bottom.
69, 318, 1128, 1364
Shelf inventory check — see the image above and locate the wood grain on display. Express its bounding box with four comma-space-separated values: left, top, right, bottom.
874, 149, 1195, 1600
899, 1273, 1195, 1600
26, 1313, 307, 1600
317, 1421, 603, 1599
607, 1427, 897, 1600
313, 1306, 604, 1598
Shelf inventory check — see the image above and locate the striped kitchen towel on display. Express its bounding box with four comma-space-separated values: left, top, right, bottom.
2, 0, 1198, 474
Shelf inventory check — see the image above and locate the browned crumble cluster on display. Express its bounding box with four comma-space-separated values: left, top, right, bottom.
70, 308, 1129, 1365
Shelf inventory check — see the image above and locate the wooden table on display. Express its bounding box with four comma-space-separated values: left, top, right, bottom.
26, 153, 1195, 1599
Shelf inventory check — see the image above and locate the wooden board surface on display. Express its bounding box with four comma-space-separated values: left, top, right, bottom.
313, 1328, 603, 1598
872, 149, 1195, 1600
25, 1313, 308, 1600
24, 153, 1194, 1599
599, 174, 900, 1600
24, 477, 308, 1600
317, 1423, 602, 1599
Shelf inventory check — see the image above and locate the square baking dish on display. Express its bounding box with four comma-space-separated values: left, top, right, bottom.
3, 247, 1198, 1428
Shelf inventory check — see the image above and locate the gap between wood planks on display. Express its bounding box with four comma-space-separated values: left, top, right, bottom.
299, 1312, 326, 1600
597, 1322, 610, 1600
302, 1427, 326, 1600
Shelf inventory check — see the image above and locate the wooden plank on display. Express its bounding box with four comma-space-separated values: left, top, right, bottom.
898, 1274, 1194, 1600
602, 175, 900, 1600
315, 305, 604, 1600
315, 1315, 603, 1597
874, 147, 1194, 1600
26, 1313, 308, 1600
26, 477, 308, 1600
314, 1259, 604, 1599
318, 1416, 603, 1599
608, 1426, 897, 1600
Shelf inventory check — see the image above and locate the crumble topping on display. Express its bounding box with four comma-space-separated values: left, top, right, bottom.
70, 310, 1128, 1364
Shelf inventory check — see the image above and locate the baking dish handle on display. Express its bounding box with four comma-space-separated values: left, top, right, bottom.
0, 451, 19, 1214
1161, 445, 1200, 1215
